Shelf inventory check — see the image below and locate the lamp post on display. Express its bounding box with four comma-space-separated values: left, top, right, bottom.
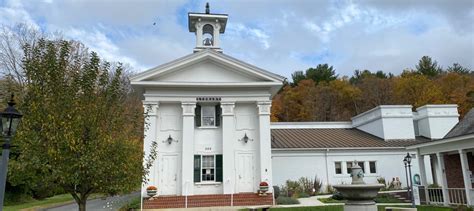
404, 153, 415, 208
0, 94, 23, 209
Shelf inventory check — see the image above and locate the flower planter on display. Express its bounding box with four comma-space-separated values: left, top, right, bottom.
147, 189, 157, 197
259, 182, 269, 196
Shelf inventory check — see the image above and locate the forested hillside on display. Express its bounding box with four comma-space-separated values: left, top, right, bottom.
271, 57, 474, 122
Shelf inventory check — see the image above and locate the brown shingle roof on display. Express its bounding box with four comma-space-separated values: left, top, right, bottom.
444, 108, 474, 139
271, 128, 430, 149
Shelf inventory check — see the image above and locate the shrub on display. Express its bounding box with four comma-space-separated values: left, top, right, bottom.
331, 192, 344, 200
276, 196, 300, 205
285, 179, 301, 197
119, 196, 141, 211
325, 184, 336, 194
313, 175, 323, 195
298, 177, 314, 196
273, 186, 280, 198
298, 192, 310, 198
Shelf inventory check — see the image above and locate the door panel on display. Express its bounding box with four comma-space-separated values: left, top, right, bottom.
236, 153, 254, 193
160, 155, 178, 195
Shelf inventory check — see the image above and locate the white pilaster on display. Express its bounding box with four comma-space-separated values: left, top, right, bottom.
436, 152, 450, 206
195, 22, 203, 48
142, 101, 159, 196
459, 149, 472, 206
221, 102, 235, 194
257, 101, 272, 191
417, 150, 429, 204
213, 22, 221, 47
181, 102, 196, 195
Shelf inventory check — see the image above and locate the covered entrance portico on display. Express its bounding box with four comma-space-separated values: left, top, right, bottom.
408, 134, 474, 207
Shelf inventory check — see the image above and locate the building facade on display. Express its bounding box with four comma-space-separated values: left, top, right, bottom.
131, 4, 470, 209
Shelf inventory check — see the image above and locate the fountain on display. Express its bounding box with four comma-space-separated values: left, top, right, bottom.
333, 161, 384, 211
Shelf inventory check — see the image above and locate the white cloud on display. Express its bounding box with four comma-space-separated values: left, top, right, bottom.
0, 0, 472, 78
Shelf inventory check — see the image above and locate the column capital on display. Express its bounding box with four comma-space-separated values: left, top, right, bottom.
181, 102, 196, 116
257, 101, 271, 115
143, 101, 159, 115
221, 102, 235, 116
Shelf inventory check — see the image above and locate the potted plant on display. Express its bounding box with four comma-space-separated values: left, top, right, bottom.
146, 186, 157, 198
259, 181, 269, 195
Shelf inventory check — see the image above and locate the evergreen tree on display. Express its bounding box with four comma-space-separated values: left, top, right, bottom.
416, 56, 442, 77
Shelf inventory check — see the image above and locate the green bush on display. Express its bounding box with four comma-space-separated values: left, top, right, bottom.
325, 184, 336, 194
276, 196, 300, 205
298, 192, 310, 198
119, 196, 141, 211
331, 192, 344, 200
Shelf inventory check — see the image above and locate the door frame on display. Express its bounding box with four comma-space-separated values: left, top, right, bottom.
234, 150, 256, 193
159, 153, 180, 196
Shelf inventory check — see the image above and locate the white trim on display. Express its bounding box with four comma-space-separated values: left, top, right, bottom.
406, 133, 474, 149
131, 50, 285, 83
270, 122, 352, 129
131, 81, 283, 87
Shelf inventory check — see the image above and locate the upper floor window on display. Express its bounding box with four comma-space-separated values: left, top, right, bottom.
201, 106, 215, 126
195, 104, 221, 127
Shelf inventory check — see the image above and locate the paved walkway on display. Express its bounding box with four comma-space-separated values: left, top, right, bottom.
46, 192, 139, 211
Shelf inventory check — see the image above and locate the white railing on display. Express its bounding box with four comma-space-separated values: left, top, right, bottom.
426, 188, 444, 205
447, 188, 467, 205
425, 187, 470, 206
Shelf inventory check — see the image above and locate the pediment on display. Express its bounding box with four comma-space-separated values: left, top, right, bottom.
131, 49, 285, 84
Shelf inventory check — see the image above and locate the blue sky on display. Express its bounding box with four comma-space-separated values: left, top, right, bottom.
0, 0, 473, 78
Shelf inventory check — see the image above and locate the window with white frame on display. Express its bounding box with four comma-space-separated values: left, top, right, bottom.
335, 162, 342, 174
201, 106, 215, 126
346, 161, 353, 174
201, 155, 215, 181
369, 161, 377, 174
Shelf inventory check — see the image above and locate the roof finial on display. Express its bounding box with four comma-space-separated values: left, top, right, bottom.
205, 2, 210, 14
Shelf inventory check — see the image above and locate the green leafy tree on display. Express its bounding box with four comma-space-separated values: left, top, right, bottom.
291, 70, 306, 86
305, 64, 338, 84
447, 63, 471, 74
9, 39, 146, 211
416, 56, 442, 77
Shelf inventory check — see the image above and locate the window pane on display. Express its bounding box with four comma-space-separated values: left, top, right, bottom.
201, 106, 215, 126
335, 162, 342, 174
346, 162, 353, 174
369, 161, 376, 173
201, 155, 215, 181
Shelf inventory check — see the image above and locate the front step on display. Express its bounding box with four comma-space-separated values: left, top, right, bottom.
143, 193, 273, 209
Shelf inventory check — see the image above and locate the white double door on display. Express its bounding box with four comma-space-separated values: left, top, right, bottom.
235, 152, 255, 193
160, 154, 179, 195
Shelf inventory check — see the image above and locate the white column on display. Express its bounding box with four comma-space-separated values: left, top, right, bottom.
142, 101, 159, 196
257, 101, 272, 192
436, 152, 450, 206
221, 102, 235, 194
181, 102, 196, 195
417, 149, 429, 204
459, 149, 472, 206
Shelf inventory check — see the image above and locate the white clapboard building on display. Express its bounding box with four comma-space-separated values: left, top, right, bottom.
131, 4, 467, 209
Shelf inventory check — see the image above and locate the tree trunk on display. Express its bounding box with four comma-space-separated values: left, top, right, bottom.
78, 199, 87, 211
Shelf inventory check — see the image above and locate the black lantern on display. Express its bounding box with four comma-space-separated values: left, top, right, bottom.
0, 94, 22, 137
238, 133, 253, 143
163, 135, 178, 144
403, 157, 408, 165
405, 153, 412, 164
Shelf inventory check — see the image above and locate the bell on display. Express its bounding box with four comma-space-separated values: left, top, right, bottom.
204, 38, 212, 46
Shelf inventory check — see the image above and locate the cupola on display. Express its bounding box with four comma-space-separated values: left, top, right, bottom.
188, 3, 228, 52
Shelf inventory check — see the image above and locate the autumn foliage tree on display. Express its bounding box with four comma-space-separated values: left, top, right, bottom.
8, 39, 144, 211
273, 57, 473, 122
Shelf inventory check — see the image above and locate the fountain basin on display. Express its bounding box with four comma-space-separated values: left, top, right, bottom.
333, 184, 384, 204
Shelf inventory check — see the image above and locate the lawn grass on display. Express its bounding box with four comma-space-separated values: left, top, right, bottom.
4, 193, 104, 211
270, 206, 343, 211
4, 194, 73, 211
317, 197, 346, 203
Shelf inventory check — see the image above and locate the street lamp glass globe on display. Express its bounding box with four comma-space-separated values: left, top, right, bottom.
403, 157, 408, 165
405, 153, 412, 164
0, 94, 23, 137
